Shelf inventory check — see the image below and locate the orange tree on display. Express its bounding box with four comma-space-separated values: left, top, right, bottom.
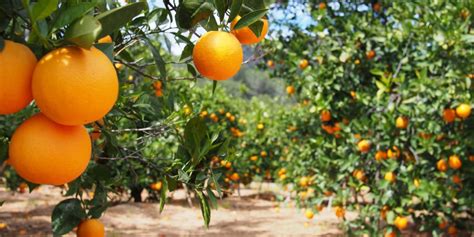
0, 0, 270, 235
261, 0, 473, 235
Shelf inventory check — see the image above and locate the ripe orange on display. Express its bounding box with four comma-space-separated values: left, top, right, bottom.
373, 2, 381, 12
394, 216, 408, 230
455, 103, 471, 119
267, 60, 275, 68
97, 35, 113, 43
77, 219, 105, 237
319, 2, 327, 10
257, 123, 265, 130
8, 113, 91, 185
384, 172, 396, 183
286, 85, 296, 95
437, 159, 447, 172
299, 59, 309, 69
230, 172, 240, 181
32, 46, 118, 125
439, 220, 448, 229
357, 140, 371, 153
375, 150, 388, 161
250, 155, 258, 161
395, 116, 409, 129
384, 231, 395, 237
192, 31, 243, 80
230, 16, 269, 45
353, 169, 365, 181
448, 155, 461, 169
443, 108, 456, 123
320, 110, 331, 122
150, 181, 162, 191
452, 175, 461, 184
299, 176, 310, 187
305, 209, 314, 219
366, 50, 376, 60
335, 206, 345, 218
447, 225, 457, 235
0, 40, 37, 114
387, 146, 400, 159
260, 151, 268, 157
380, 206, 389, 220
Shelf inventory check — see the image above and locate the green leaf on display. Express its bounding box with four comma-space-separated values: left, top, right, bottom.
201, 14, 219, 31
0, 37, 4, 52
65, 15, 102, 49
159, 178, 168, 213
212, 81, 218, 95
206, 187, 218, 209
31, 0, 58, 21
52, 2, 95, 30
196, 190, 211, 227
88, 204, 108, 219
248, 20, 264, 37
176, 0, 214, 29
228, 0, 243, 22
51, 198, 86, 235
95, 42, 115, 63
232, 8, 268, 30
0, 200, 4, 206
65, 179, 80, 196
142, 37, 167, 80
214, 0, 228, 22
180, 43, 194, 61
96, 2, 148, 39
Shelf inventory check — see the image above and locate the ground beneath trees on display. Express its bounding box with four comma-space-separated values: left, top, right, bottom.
0, 183, 348, 236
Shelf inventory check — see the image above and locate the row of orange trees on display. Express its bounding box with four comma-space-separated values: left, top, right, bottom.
253, 0, 473, 236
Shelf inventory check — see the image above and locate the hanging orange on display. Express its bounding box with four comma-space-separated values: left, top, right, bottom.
32, 46, 118, 125
192, 31, 243, 81
8, 113, 91, 185
231, 16, 269, 45
0, 40, 37, 114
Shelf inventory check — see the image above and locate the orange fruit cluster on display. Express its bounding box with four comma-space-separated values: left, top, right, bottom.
1, 39, 119, 185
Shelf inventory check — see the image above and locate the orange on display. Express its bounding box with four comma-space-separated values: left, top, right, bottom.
455, 103, 471, 119
353, 169, 365, 181
299, 176, 310, 187
150, 181, 162, 191
250, 155, 258, 161
380, 206, 389, 220
286, 85, 295, 95
97, 35, 112, 43
0, 40, 37, 114
299, 59, 309, 69
366, 50, 376, 60
439, 220, 448, 229
305, 209, 314, 219
443, 108, 456, 123
77, 219, 105, 237
384, 172, 396, 183
267, 60, 274, 68
448, 155, 461, 169
32, 46, 118, 126
384, 231, 395, 237
260, 151, 268, 157
395, 116, 409, 129
319, 2, 327, 9
452, 175, 461, 184
320, 110, 331, 122
230, 172, 240, 181
357, 140, 371, 153
447, 225, 457, 235
387, 146, 400, 159
394, 216, 408, 230
375, 151, 387, 161
373, 2, 381, 12
257, 123, 265, 130
192, 31, 243, 80
230, 16, 269, 45
335, 206, 345, 218
8, 113, 91, 185
437, 159, 448, 172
